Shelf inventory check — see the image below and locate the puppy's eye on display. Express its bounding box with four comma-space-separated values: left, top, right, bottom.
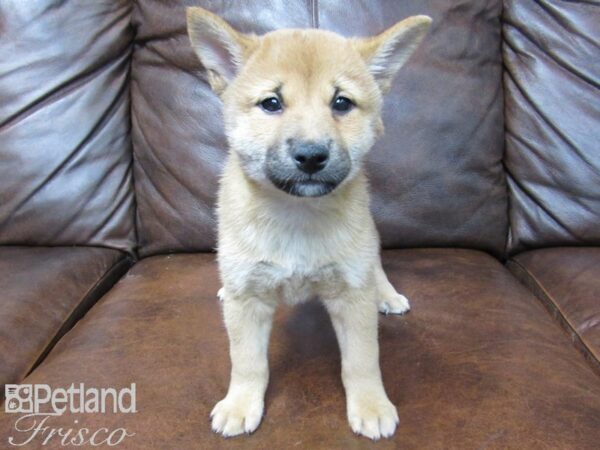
332, 96, 354, 114
259, 97, 283, 113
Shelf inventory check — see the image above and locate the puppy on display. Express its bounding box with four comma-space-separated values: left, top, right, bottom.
187, 7, 431, 440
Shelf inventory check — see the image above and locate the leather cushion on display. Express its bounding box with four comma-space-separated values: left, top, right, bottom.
503, 0, 600, 253
508, 247, 600, 371
4, 250, 599, 448
0, 0, 136, 252
132, 0, 507, 257
0, 247, 130, 388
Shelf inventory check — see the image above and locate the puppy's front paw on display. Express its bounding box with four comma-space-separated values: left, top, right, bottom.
210, 390, 264, 437
347, 391, 399, 440
378, 293, 410, 315
217, 287, 225, 302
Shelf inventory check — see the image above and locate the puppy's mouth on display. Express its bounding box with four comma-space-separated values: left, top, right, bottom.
269, 176, 340, 197
263, 143, 352, 198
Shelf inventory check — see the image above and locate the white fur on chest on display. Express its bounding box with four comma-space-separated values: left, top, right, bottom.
218, 184, 378, 302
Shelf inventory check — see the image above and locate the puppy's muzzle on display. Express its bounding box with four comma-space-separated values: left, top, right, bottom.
291, 142, 329, 175
265, 139, 351, 197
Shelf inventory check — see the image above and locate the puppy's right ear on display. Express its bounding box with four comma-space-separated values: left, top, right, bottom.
186, 7, 258, 94
354, 16, 432, 94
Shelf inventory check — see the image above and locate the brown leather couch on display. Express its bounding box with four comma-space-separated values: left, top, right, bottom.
1, 1, 599, 448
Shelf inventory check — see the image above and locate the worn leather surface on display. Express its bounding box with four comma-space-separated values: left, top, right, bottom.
0, 0, 136, 253
4, 250, 599, 449
509, 247, 600, 371
0, 247, 130, 389
132, 0, 507, 257
503, 1, 600, 254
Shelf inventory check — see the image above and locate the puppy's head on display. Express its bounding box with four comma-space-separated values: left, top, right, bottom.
187, 8, 431, 197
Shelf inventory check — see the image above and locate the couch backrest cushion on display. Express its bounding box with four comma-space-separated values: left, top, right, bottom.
0, 0, 136, 253
132, 0, 507, 257
503, 0, 600, 254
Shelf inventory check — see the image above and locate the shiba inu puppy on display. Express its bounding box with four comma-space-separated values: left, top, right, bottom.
187, 7, 431, 440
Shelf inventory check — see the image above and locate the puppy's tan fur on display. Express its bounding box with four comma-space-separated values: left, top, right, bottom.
187, 8, 431, 440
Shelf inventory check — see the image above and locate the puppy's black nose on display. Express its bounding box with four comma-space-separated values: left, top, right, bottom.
292, 143, 329, 174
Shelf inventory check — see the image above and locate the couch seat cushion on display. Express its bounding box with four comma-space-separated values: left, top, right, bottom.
0, 246, 130, 388
509, 247, 600, 370
2, 249, 599, 449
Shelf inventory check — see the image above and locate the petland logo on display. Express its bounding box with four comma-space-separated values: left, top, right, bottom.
5, 383, 136, 447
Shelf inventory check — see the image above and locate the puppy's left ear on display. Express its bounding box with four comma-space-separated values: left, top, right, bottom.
187, 7, 258, 94
354, 16, 432, 93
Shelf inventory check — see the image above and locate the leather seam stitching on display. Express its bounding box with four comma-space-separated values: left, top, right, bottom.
22, 254, 133, 381
508, 258, 600, 369
311, 0, 319, 29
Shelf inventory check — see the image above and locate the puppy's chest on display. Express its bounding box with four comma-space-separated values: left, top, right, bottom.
219, 196, 376, 301
243, 260, 344, 304
222, 227, 372, 302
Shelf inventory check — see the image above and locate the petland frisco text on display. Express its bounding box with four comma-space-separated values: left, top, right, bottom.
5, 383, 136, 447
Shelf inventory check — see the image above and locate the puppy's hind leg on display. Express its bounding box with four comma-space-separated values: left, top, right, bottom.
211, 290, 275, 437
375, 258, 410, 315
